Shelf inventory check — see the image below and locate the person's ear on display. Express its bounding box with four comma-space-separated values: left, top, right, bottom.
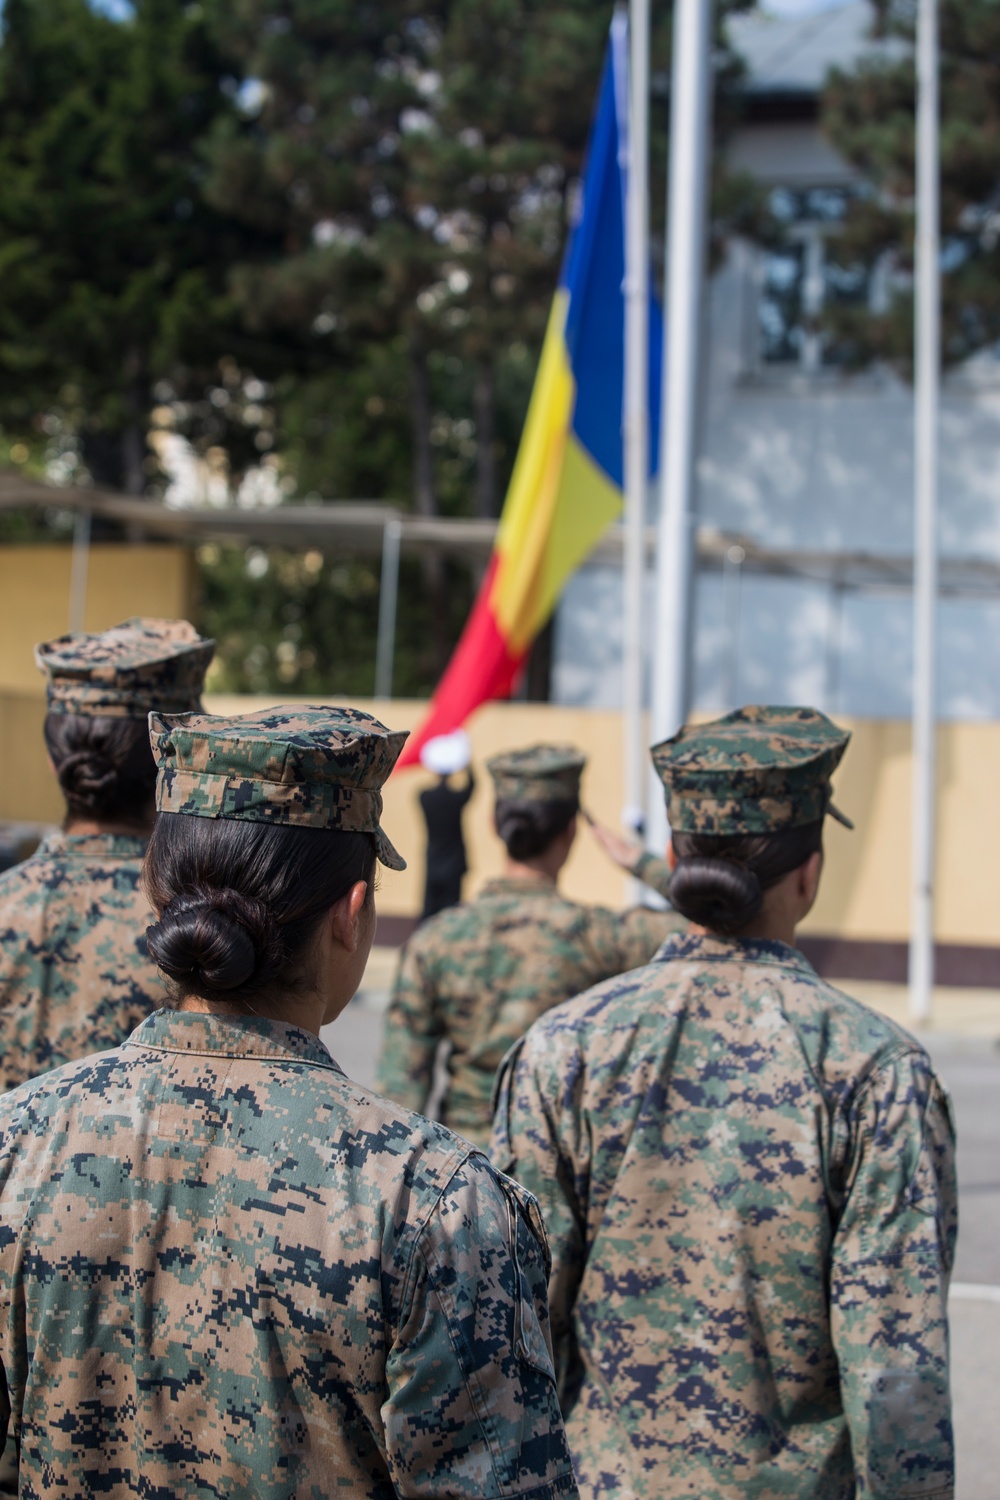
328, 880, 369, 954
799, 850, 823, 909
667, 840, 678, 871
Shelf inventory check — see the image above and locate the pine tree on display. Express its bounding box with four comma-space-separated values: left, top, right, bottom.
407, 0, 614, 519
201, 3, 759, 544
821, 0, 1000, 369
0, 0, 271, 490
202, 1, 444, 496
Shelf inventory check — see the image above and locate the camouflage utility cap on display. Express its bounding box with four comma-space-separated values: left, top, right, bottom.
652, 705, 853, 835
150, 705, 408, 869
487, 744, 585, 805
37, 617, 214, 718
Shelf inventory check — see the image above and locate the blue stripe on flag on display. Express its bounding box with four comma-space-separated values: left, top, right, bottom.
559, 22, 662, 489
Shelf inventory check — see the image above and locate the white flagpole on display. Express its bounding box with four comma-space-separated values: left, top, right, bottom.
374, 516, 402, 700
68, 507, 92, 633
910, 0, 940, 1025
622, 0, 650, 853
648, 0, 713, 853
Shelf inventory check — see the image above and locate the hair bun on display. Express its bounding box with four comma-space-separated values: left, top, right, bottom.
45, 716, 157, 826
495, 808, 536, 862
57, 750, 117, 807
667, 856, 763, 935
146, 888, 275, 996
495, 797, 578, 862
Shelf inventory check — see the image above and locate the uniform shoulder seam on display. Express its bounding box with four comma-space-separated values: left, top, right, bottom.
397, 1145, 482, 1310
849, 1036, 936, 1112
772, 967, 932, 1108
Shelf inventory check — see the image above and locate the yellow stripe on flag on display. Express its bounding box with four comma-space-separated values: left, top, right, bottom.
491, 293, 574, 639
523, 433, 623, 648
491, 292, 624, 654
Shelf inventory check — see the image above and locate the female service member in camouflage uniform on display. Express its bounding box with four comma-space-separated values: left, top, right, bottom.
0, 706, 578, 1499
493, 707, 957, 1500
377, 743, 685, 1147
0, 617, 213, 1091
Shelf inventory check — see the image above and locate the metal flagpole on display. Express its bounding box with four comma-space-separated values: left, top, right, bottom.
68, 507, 91, 632
374, 516, 402, 700
622, 0, 650, 851
648, 0, 713, 852
910, 0, 940, 1025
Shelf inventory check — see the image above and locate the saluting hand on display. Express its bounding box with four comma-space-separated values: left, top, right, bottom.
584, 815, 644, 874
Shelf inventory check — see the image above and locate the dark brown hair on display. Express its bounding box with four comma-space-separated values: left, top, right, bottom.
668, 822, 824, 935
44, 713, 157, 827
143, 814, 376, 1005
494, 797, 577, 861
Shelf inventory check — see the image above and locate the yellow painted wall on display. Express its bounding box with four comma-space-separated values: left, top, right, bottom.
0, 693, 61, 824
0, 542, 198, 824
3, 671, 999, 950
806, 719, 1000, 946
0, 545, 197, 694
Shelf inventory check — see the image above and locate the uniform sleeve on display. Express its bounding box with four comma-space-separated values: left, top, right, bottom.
374, 941, 442, 1116
490, 1038, 588, 1404
616, 904, 686, 972
383, 1154, 579, 1499
632, 851, 673, 899
584, 899, 685, 978
0, 1373, 12, 1499
830, 1051, 957, 1500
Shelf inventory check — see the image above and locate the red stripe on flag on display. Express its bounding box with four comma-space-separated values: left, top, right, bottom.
396, 555, 526, 769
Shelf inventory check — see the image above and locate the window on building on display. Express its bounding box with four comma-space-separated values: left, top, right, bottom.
756, 186, 871, 371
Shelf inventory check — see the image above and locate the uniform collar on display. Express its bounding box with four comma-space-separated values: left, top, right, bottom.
37, 830, 149, 861
125, 1008, 342, 1070
655, 929, 817, 977
479, 875, 558, 898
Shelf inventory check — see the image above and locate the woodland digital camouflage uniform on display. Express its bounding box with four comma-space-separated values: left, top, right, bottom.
652, 703, 855, 833
150, 704, 408, 866
492, 705, 957, 1500
493, 935, 957, 1499
376, 858, 684, 1147
0, 1010, 578, 1498
37, 617, 214, 718
0, 620, 212, 1093
0, 704, 578, 1495
378, 740, 685, 1145
486, 743, 587, 805
0, 832, 164, 1093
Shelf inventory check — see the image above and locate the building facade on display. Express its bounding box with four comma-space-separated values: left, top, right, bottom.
553, 1, 1000, 721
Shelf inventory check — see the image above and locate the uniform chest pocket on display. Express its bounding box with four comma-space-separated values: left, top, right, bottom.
499, 1174, 556, 1380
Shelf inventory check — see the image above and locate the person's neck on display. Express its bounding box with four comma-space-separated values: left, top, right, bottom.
503, 858, 559, 885
177, 991, 330, 1038
63, 817, 153, 839
692, 915, 797, 947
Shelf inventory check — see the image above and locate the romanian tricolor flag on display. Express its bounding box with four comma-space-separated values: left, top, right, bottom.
398, 16, 661, 768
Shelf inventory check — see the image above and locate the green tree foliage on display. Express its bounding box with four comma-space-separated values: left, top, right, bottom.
0, 0, 762, 696
822, 0, 1000, 370
193, 0, 760, 687
197, 542, 473, 697
0, 0, 276, 489
202, 0, 445, 509
406, 0, 622, 519
202, 0, 758, 520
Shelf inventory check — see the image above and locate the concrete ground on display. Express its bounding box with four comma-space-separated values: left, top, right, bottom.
324, 957, 1000, 1497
